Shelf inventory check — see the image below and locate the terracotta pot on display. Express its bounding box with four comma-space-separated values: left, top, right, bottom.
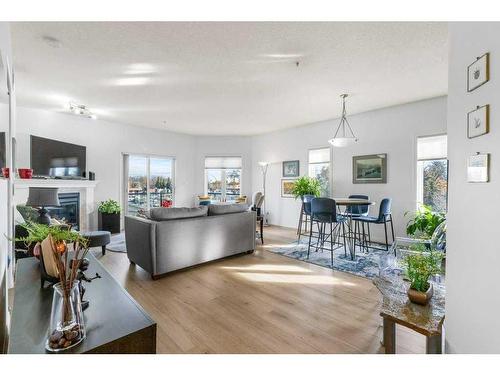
407, 283, 433, 305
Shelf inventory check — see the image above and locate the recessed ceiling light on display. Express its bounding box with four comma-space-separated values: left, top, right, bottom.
41, 35, 62, 48
260, 53, 303, 59
115, 77, 151, 86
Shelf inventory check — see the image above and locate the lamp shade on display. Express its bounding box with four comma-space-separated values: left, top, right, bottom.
26, 187, 60, 207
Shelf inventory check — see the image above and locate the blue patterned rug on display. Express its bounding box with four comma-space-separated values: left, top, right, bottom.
267, 238, 388, 279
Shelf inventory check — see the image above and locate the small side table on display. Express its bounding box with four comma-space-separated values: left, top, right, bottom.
373, 276, 445, 354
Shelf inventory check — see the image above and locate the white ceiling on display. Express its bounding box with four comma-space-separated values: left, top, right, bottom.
11, 22, 448, 136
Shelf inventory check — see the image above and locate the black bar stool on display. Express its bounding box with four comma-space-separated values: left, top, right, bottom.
352, 198, 395, 251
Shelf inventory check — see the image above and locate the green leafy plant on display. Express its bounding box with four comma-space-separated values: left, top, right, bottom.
98, 199, 121, 214
291, 176, 321, 199
15, 221, 88, 248
405, 205, 445, 238
401, 244, 443, 292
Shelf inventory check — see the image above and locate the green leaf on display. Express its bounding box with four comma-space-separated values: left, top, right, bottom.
98, 199, 121, 214
290, 176, 322, 199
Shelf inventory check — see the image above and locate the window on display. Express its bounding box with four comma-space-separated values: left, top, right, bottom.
416, 135, 448, 212
124, 154, 175, 215
308, 148, 331, 197
205, 156, 242, 202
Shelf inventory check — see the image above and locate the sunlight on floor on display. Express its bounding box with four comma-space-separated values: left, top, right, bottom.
261, 243, 297, 249
234, 272, 356, 286
220, 264, 312, 273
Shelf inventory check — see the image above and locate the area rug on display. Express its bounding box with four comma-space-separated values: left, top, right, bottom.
267, 238, 389, 279
106, 232, 127, 253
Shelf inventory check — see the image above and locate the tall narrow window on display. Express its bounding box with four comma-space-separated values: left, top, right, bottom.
308, 148, 331, 197
124, 154, 175, 215
205, 156, 242, 202
416, 135, 448, 212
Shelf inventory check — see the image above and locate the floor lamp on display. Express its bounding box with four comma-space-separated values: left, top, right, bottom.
258, 162, 269, 226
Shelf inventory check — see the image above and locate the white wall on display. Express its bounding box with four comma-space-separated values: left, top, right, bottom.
445, 22, 500, 353
10, 105, 197, 220
252, 96, 447, 241
1, 104, 256, 229
0, 21, 12, 354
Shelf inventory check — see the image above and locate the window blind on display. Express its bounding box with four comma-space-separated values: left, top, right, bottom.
417, 135, 447, 161
309, 148, 330, 164
205, 156, 242, 169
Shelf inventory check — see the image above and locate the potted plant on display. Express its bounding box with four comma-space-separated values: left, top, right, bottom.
401, 244, 444, 305
98, 199, 121, 234
15, 223, 89, 351
405, 205, 445, 239
291, 176, 321, 200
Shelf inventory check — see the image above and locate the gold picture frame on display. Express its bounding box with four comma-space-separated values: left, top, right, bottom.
467, 105, 489, 139
467, 53, 490, 92
281, 179, 296, 198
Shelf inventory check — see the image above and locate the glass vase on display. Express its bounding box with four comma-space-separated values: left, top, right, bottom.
46, 280, 86, 352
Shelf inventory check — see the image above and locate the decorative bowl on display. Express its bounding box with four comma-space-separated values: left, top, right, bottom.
18, 168, 33, 179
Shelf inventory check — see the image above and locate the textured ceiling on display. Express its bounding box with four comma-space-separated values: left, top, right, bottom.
11, 22, 448, 135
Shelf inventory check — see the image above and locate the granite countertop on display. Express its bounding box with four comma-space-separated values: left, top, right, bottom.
373, 275, 445, 336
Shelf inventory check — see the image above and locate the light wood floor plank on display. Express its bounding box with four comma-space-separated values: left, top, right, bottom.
96, 225, 425, 353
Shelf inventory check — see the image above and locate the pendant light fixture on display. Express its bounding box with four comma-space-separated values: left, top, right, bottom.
328, 94, 358, 147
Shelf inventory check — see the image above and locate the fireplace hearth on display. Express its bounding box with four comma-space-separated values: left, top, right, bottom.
47, 192, 80, 230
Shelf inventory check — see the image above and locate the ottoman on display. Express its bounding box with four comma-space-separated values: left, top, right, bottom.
80, 230, 111, 255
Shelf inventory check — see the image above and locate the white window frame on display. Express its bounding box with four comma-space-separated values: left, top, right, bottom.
308, 147, 332, 197
122, 153, 176, 215
416, 134, 448, 211
204, 156, 242, 202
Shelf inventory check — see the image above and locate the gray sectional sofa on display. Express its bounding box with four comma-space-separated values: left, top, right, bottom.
124, 204, 256, 279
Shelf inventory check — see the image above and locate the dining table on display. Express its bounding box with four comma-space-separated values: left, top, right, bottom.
333, 197, 376, 260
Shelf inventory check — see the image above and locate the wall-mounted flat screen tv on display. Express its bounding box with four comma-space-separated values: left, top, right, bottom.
31, 135, 87, 178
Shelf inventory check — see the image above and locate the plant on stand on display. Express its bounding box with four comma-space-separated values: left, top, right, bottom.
291, 176, 321, 200
401, 244, 444, 305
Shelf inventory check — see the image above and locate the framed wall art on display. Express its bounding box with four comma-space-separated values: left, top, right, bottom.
467, 53, 490, 92
467, 153, 490, 183
353, 154, 387, 184
281, 179, 296, 198
467, 105, 489, 139
282, 160, 299, 177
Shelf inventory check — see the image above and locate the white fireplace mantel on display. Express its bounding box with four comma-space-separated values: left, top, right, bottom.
14, 178, 99, 231
14, 178, 98, 189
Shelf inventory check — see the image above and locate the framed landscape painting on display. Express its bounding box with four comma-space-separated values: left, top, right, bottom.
281, 179, 296, 198
467, 53, 489, 92
283, 160, 299, 177
353, 154, 387, 184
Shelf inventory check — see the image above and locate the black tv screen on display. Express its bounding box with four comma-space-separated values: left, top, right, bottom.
31, 135, 86, 178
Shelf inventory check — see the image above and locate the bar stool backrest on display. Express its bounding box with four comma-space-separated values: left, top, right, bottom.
302, 194, 315, 216
377, 198, 392, 222
347, 194, 369, 216
311, 197, 338, 222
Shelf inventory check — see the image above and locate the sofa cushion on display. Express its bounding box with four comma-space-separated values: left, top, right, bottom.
149, 206, 208, 221
208, 203, 249, 216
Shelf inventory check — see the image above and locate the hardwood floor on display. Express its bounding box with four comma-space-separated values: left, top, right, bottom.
95, 226, 425, 353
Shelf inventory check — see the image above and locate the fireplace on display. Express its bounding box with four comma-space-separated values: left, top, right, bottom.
47, 192, 80, 230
